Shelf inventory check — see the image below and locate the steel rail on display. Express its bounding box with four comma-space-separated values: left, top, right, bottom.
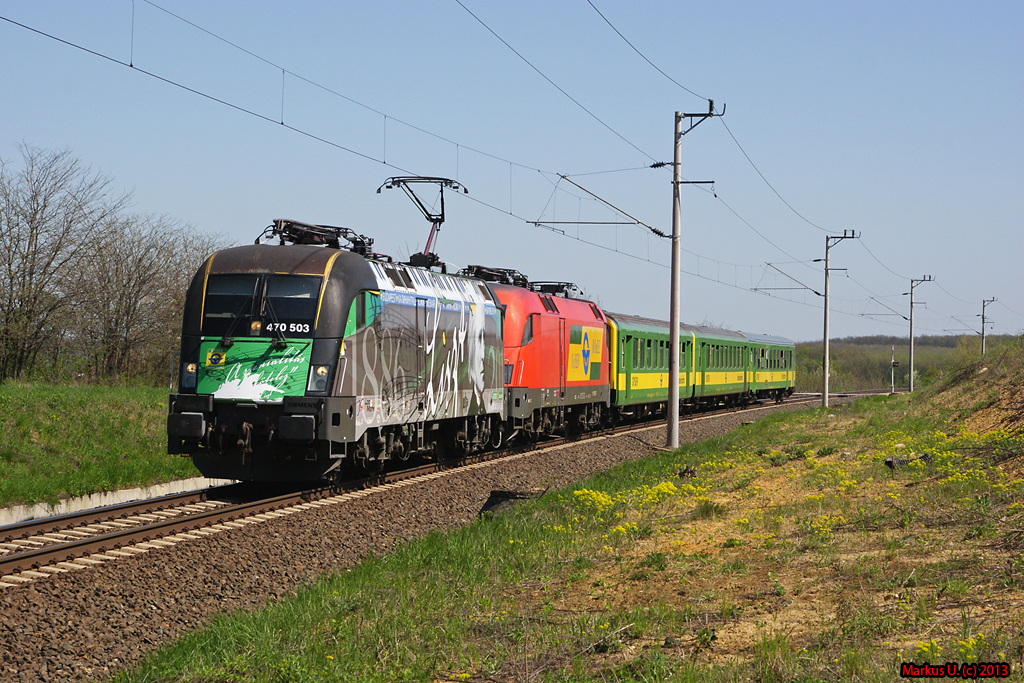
1, 488, 230, 542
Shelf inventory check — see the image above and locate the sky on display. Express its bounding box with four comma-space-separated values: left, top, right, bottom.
2, 0, 1021, 344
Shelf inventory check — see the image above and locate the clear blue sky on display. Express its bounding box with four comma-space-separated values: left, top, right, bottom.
2, 0, 1021, 343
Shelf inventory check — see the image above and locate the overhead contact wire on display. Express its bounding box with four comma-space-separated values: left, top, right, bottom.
454, 0, 657, 163
143, 0, 550, 175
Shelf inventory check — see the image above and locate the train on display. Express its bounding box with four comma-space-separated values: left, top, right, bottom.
167, 219, 794, 481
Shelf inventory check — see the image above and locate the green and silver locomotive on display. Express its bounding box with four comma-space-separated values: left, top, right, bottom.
167, 220, 505, 480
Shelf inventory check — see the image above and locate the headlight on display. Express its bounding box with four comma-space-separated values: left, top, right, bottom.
307, 365, 330, 392
181, 363, 197, 389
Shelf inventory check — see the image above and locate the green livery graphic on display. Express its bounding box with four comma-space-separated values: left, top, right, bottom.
196, 339, 312, 402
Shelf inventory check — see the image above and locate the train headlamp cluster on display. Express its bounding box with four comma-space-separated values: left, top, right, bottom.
181, 362, 197, 389
307, 364, 330, 392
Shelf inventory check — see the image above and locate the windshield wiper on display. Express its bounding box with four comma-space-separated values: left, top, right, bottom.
262, 297, 288, 349
219, 296, 255, 347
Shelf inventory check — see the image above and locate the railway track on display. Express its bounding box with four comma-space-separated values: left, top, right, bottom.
0, 391, 855, 589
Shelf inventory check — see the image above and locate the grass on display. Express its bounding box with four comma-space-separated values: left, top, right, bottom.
0, 382, 199, 507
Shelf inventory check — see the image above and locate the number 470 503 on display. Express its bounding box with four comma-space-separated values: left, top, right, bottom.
266, 323, 310, 333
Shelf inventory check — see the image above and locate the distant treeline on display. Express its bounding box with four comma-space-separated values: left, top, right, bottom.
0, 144, 230, 386
825, 334, 1016, 349
794, 335, 1017, 392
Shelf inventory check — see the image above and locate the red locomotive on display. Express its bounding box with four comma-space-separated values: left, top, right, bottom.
460, 267, 609, 440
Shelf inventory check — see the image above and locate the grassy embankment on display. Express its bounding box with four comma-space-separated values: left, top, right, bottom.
0, 384, 198, 507
115, 337, 1024, 682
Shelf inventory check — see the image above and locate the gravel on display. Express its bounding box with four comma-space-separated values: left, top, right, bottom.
0, 400, 841, 682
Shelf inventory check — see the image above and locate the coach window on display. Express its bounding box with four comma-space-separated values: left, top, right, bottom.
646, 339, 652, 368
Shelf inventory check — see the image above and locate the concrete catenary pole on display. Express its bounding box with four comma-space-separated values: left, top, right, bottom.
822, 236, 831, 407
821, 231, 857, 407
981, 297, 996, 355
666, 102, 721, 447
909, 285, 915, 392
907, 275, 933, 392
667, 112, 683, 449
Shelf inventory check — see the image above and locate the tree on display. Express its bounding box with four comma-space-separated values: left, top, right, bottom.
75, 213, 227, 382
0, 144, 128, 380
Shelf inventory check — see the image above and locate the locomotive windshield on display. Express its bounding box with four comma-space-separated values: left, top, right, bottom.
203, 274, 258, 337
262, 275, 320, 338
202, 273, 321, 338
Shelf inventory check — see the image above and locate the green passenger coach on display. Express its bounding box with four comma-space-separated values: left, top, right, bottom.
605, 312, 794, 421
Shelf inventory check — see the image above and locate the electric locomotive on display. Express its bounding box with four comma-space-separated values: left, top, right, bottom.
167, 220, 505, 481
459, 266, 610, 439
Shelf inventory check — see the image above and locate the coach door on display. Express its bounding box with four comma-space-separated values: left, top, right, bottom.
743, 346, 750, 394
698, 342, 706, 397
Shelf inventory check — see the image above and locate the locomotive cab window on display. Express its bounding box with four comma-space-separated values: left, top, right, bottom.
520, 313, 538, 346
263, 275, 322, 338
203, 274, 258, 337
